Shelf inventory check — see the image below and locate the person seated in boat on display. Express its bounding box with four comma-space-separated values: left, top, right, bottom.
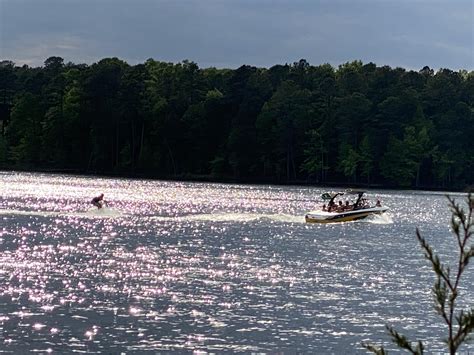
344, 200, 353, 211
328, 201, 334, 212
376, 199, 382, 207
91, 193, 105, 209
328, 201, 336, 212
337, 200, 345, 212
322, 204, 327, 211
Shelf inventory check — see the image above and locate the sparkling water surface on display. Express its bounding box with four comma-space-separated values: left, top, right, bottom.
0, 171, 472, 353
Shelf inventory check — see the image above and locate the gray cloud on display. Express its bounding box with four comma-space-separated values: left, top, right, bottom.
0, 0, 472, 70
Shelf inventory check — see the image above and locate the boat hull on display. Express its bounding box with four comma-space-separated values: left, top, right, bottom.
305, 207, 388, 224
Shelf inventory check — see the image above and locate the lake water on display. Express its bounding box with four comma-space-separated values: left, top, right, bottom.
0, 171, 472, 353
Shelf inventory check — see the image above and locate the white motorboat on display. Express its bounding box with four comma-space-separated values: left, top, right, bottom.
305, 190, 388, 223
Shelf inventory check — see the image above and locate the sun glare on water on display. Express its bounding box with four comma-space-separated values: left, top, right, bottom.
0, 172, 467, 353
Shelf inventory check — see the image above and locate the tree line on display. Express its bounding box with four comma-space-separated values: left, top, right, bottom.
0, 57, 472, 189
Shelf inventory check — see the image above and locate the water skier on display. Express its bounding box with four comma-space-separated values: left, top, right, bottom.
91, 193, 105, 209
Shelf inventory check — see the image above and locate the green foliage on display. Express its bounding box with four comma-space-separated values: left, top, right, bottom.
0, 57, 472, 188
358, 135, 373, 183
363, 194, 474, 354
301, 129, 327, 182
7, 93, 44, 164
337, 142, 360, 182
0, 134, 7, 164
256, 80, 313, 181
380, 126, 432, 186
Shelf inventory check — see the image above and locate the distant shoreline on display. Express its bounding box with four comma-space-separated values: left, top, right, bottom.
1, 167, 471, 193
1, 59, 472, 192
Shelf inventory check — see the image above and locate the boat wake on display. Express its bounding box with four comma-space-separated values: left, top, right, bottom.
0, 207, 124, 219
77, 207, 124, 218
0, 207, 390, 224
150, 213, 305, 224
363, 213, 394, 224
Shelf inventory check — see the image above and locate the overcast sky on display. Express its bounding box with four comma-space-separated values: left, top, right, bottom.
0, 0, 473, 70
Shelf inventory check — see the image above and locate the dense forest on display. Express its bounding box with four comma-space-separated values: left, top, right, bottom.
0, 57, 473, 189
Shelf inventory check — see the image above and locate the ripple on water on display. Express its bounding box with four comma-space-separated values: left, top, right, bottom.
0, 172, 472, 353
